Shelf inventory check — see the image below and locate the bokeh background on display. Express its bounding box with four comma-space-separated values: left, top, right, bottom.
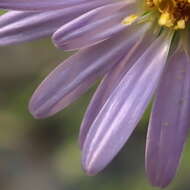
0, 35, 190, 190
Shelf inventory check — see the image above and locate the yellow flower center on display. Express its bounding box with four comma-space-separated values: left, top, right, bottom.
146, 0, 190, 29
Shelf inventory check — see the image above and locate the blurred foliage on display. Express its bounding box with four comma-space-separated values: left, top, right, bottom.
0, 10, 5, 15
0, 37, 190, 190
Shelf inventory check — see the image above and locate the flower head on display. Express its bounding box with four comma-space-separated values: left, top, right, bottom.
1, 0, 190, 188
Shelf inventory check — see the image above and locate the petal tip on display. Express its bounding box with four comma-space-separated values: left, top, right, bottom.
52, 33, 66, 50
149, 179, 171, 189
28, 97, 49, 119
52, 36, 62, 49
146, 168, 173, 189
82, 162, 99, 176
81, 152, 105, 176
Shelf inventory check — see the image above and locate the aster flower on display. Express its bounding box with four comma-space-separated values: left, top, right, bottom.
1, 0, 190, 188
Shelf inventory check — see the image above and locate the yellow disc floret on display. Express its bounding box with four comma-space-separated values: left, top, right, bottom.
158, 12, 174, 27
146, 0, 190, 30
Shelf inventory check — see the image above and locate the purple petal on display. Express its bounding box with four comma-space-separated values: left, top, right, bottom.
146, 50, 190, 188
0, 11, 35, 28
53, 2, 136, 50
79, 29, 156, 149
82, 32, 172, 175
29, 26, 142, 118
0, 0, 114, 11
0, 2, 111, 45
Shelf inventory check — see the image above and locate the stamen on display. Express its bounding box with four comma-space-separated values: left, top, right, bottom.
159, 12, 174, 27
122, 15, 138, 25
145, 0, 190, 30
174, 19, 186, 29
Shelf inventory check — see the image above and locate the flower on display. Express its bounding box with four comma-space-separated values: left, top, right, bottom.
1, 0, 190, 188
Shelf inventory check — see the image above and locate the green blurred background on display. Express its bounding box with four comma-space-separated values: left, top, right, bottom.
0, 36, 190, 190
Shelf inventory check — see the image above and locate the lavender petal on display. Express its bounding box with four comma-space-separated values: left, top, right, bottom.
53, 2, 135, 50
146, 50, 190, 188
79, 29, 156, 149
82, 32, 171, 175
29, 27, 142, 118
0, 0, 114, 11
0, 2, 112, 45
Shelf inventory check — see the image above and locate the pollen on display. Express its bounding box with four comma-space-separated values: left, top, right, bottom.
158, 12, 174, 27
146, 0, 190, 29
175, 19, 185, 29
122, 15, 138, 25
